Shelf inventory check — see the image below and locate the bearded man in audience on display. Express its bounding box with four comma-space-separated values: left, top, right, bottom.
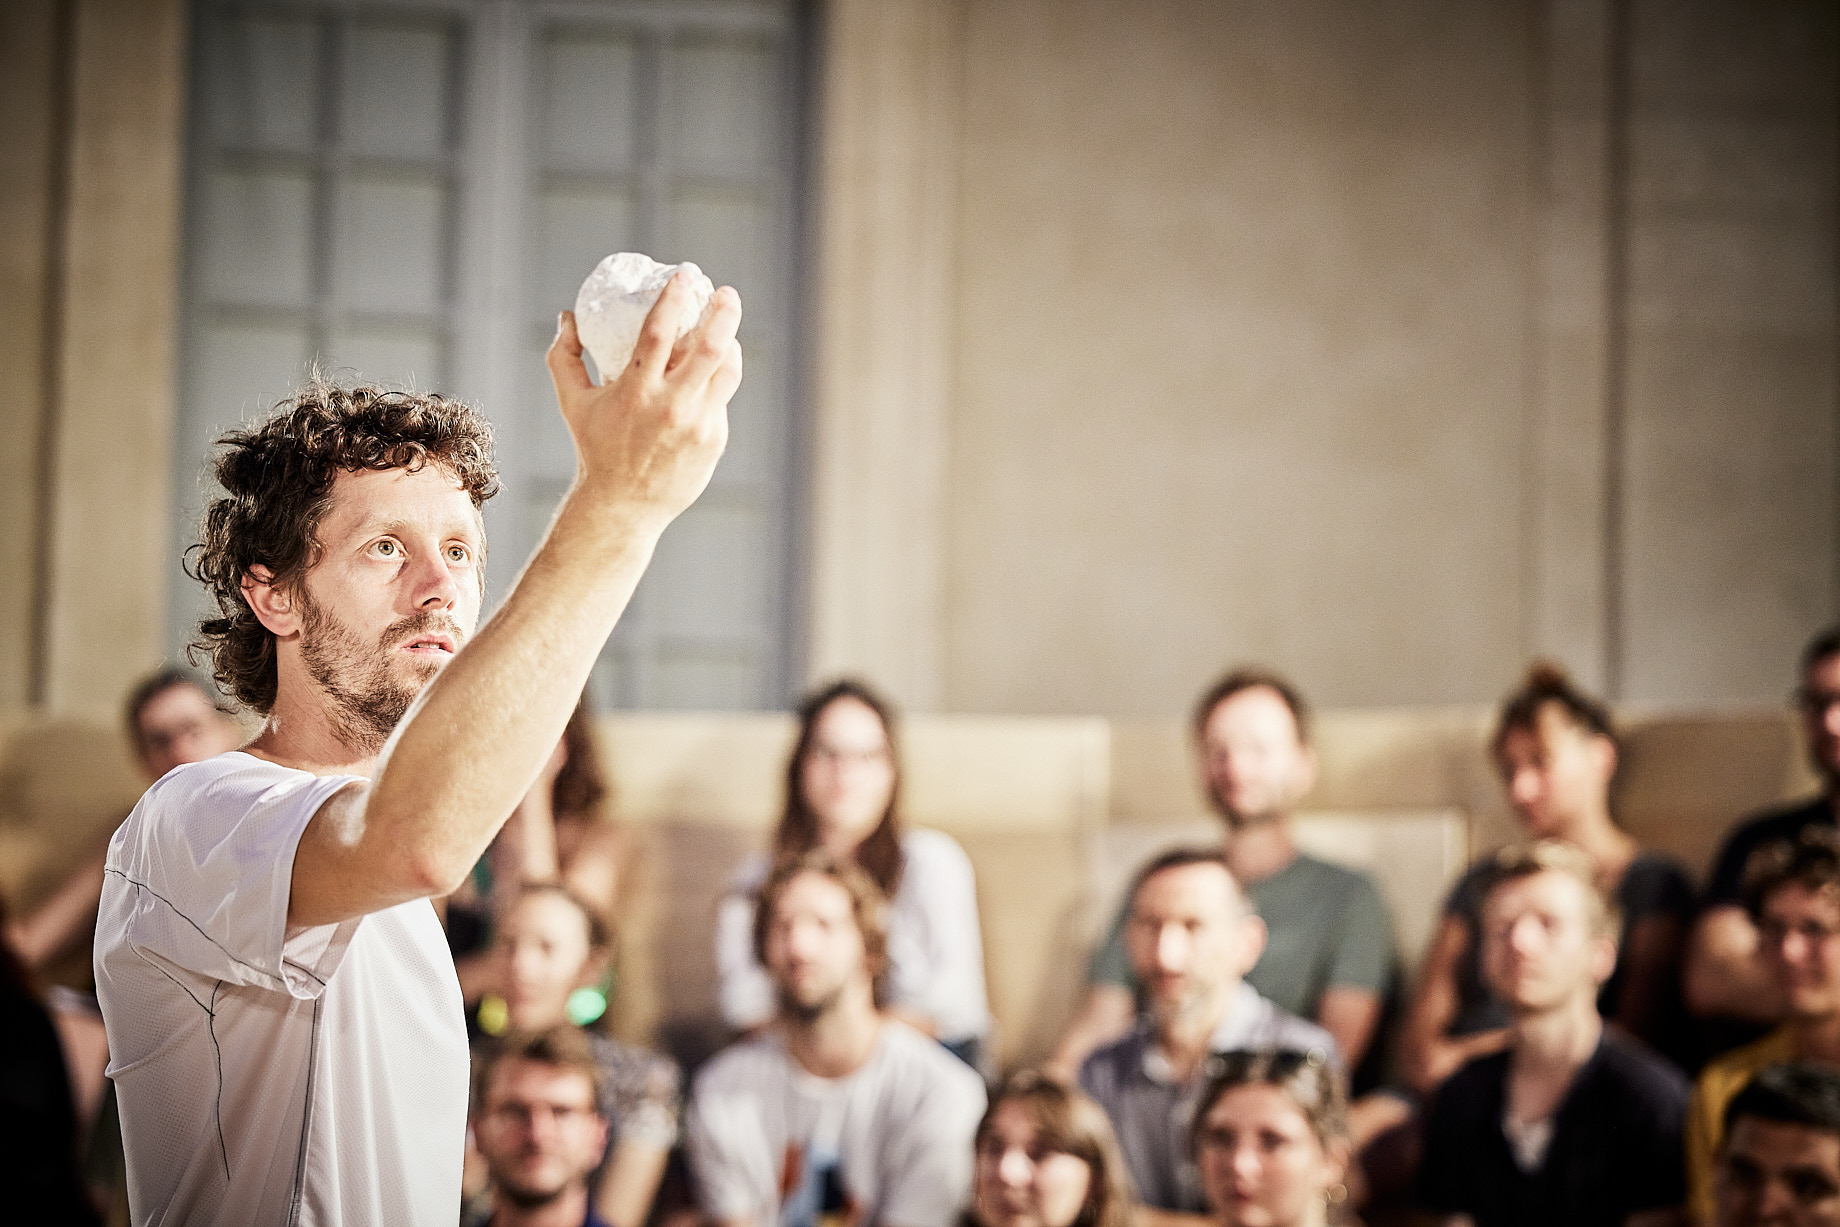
468, 1028, 613, 1227
1415, 840, 1688, 1227
1078, 847, 1338, 1227
686, 852, 987, 1227
1715, 1063, 1840, 1227
1690, 627, 1840, 1028
1050, 669, 1394, 1081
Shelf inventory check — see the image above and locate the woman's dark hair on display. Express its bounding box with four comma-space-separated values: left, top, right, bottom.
774, 678, 904, 896
966, 1071, 1137, 1227
1741, 826, 1840, 923
187, 379, 498, 712
552, 700, 611, 820
1491, 660, 1619, 762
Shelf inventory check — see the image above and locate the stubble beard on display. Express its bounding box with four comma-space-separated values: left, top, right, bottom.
297, 589, 451, 756
776, 975, 848, 1027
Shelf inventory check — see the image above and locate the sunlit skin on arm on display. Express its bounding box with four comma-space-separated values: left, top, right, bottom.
1686, 904, 1788, 1022
256, 274, 742, 928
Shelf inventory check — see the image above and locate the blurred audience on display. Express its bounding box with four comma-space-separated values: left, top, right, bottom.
466, 1027, 614, 1227
1687, 830, 1840, 1224
1713, 1063, 1840, 1227
471, 884, 679, 1227
1078, 848, 1337, 1226
716, 679, 991, 1066
965, 1071, 1137, 1227
1414, 841, 1687, 1227
1052, 671, 1393, 1083
1191, 1049, 1349, 1227
1689, 628, 1840, 1029
1402, 662, 1694, 1090
687, 852, 986, 1227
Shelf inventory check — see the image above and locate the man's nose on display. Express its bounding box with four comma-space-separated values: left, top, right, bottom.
1509, 768, 1542, 807
997, 1147, 1032, 1187
1154, 925, 1190, 970
409, 546, 460, 610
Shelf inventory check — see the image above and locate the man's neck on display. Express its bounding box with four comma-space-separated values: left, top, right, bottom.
1153, 985, 1238, 1083
782, 987, 884, 1080
1222, 818, 1296, 885
246, 675, 380, 776
487, 1183, 590, 1227
1507, 993, 1602, 1102
1790, 1009, 1840, 1064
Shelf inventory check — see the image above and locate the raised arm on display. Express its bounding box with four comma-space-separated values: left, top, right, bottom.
289, 279, 742, 927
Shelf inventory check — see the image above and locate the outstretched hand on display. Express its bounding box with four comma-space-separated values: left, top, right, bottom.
545, 270, 743, 531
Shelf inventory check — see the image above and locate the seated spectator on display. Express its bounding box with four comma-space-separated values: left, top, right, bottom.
1687, 830, 1840, 1224
1689, 627, 1840, 1028
1079, 848, 1338, 1226
965, 1071, 1137, 1227
1051, 669, 1394, 1083
688, 852, 987, 1227
1415, 841, 1688, 1227
467, 1027, 614, 1227
716, 679, 991, 1066
474, 884, 680, 1227
1192, 1049, 1349, 1227
1401, 662, 1695, 1091
1713, 1062, 1840, 1227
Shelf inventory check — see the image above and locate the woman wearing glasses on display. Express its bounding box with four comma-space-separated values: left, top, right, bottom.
965, 1072, 1136, 1227
1193, 1049, 1353, 1227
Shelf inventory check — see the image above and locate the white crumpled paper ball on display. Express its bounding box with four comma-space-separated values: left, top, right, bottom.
573, 252, 716, 384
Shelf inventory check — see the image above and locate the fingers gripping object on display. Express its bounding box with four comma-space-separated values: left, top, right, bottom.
574, 252, 717, 383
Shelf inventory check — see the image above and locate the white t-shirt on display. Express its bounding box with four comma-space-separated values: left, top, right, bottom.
715, 829, 992, 1043
687, 1020, 987, 1227
94, 752, 470, 1226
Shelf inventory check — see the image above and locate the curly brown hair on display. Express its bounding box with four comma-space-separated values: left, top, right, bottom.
187, 379, 498, 713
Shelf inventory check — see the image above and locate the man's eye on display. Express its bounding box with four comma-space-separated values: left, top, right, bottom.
373, 540, 399, 557
447, 544, 470, 562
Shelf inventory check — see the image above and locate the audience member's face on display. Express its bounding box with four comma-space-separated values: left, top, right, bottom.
799, 697, 896, 853
1496, 705, 1614, 840
1717, 1116, 1840, 1227
971, 1100, 1094, 1227
1196, 1083, 1345, 1227
134, 682, 241, 780
1200, 687, 1315, 830
1479, 869, 1613, 1015
1759, 882, 1840, 1019
474, 1059, 608, 1211
284, 466, 482, 746
764, 871, 869, 1022
1126, 863, 1263, 1027
497, 893, 595, 1030
1802, 653, 1840, 791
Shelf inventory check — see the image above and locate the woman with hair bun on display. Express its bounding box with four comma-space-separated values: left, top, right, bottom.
1193, 1049, 1351, 1227
1400, 661, 1696, 1090
965, 1072, 1136, 1227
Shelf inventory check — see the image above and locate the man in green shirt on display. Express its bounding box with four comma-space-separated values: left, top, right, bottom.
1046, 668, 1396, 1083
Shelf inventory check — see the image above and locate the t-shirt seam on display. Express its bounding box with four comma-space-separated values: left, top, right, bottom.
123, 942, 231, 1182
106, 866, 280, 985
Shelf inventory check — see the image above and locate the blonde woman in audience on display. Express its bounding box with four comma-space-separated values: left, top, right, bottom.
716, 678, 992, 1066
1401, 661, 1695, 1091
466, 883, 680, 1227
965, 1071, 1137, 1227
1193, 1050, 1352, 1227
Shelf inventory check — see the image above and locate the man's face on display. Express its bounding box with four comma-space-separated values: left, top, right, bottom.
1717, 1116, 1840, 1227
1759, 882, 1840, 1019
763, 872, 870, 1022
1479, 870, 1613, 1015
134, 681, 241, 780
1200, 687, 1315, 830
473, 1060, 607, 1210
1125, 863, 1263, 1027
285, 466, 483, 749
1496, 705, 1615, 841
1801, 653, 1840, 791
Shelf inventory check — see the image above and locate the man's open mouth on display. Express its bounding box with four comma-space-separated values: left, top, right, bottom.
400, 633, 456, 655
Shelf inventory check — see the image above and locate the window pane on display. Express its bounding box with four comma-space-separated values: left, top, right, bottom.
543, 32, 639, 173
536, 187, 637, 327
190, 321, 311, 442
197, 167, 315, 307
334, 173, 447, 313
324, 327, 444, 389
669, 33, 777, 173
340, 20, 452, 159
652, 650, 764, 710
663, 189, 772, 307
647, 501, 770, 640
205, 14, 319, 151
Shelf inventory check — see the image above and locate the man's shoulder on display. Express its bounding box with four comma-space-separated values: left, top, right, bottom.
1078, 1027, 1147, 1098
899, 827, 973, 876
874, 1020, 985, 1101
108, 753, 286, 859
1432, 1047, 1512, 1120
1696, 1026, 1795, 1100
1591, 1032, 1690, 1108
1726, 796, 1834, 854
692, 1030, 787, 1099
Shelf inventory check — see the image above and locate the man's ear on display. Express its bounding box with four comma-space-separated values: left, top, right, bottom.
240, 565, 301, 638
1235, 912, 1269, 978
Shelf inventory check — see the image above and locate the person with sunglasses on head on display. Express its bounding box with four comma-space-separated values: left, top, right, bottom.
1192, 1050, 1351, 1227
965, 1072, 1137, 1227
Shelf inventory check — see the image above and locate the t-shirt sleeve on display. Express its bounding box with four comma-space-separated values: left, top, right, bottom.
1621, 856, 1697, 925
110, 756, 365, 1000
1324, 870, 1394, 994
884, 832, 989, 1037
685, 1068, 773, 1220
1086, 895, 1135, 990
877, 1064, 987, 1227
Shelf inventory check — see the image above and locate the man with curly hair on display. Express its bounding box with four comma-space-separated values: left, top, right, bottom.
93, 274, 742, 1225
